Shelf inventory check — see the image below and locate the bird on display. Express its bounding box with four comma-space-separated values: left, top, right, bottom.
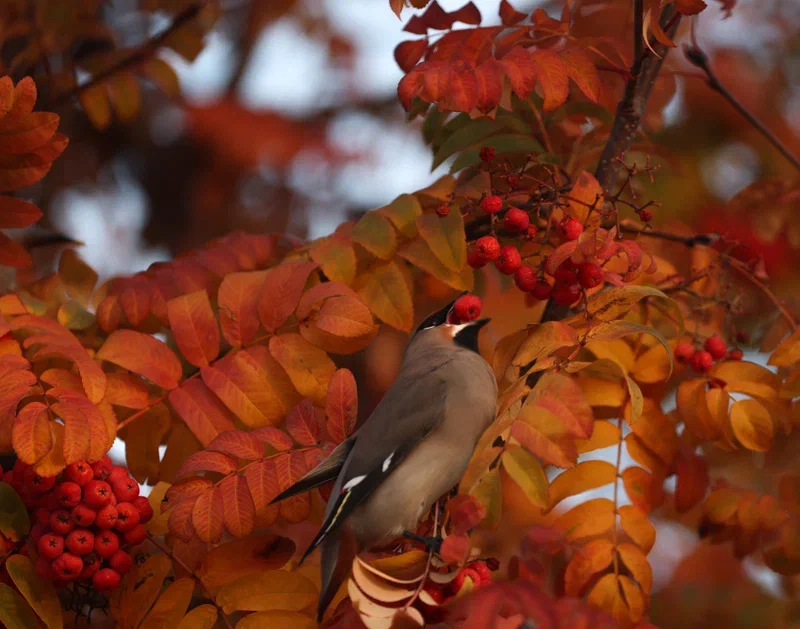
270, 293, 498, 621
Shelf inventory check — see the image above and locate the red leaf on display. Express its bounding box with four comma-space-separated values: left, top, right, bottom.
207, 430, 263, 460
285, 399, 323, 447
164, 477, 213, 511
167, 289, 220, 368
447, 495, 487, 535
97, 330, 182, 390
168, 379, 237, 447
420, 1, 452, 30
325, 369, 358, 444
475, 59, 503, 113
296, 281, 359, 321
250, 426, 294, 452
0, 196, 42, 229
499, 0, 527, 25
220, 474, 256, 538
49, 388, 109, 463
243, 458, 280, 526
118, 277, 151, 327
500, 47, 537, 99
0, 364, 36, 417
559, 46, 601, 102
275, 451, 310, 523
403, 15, 428, 35
192, 486, 224, 543
96, 296, 122, 333
531, 50, 570, 112
447, 60, 478, 112
439, 533, 470, 565
256, 260, 318, 333
168, 499, 196, 541
395, 40, 428, 73
398, 66, 425, 110
218, 270, 267, 348
175, 450, 237, 480
12, 402, 51, 465
0, 232, 31, 268
675, 452, 709, 513
422, 61, 450, 104
449, 2, 481, 25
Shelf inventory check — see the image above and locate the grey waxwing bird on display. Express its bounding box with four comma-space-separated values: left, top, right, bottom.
269, 294, 498, 621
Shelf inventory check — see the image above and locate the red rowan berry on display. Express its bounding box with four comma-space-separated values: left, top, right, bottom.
95, 505, 119, 530
452, 295, 482, 323
553, 260, 578, 284
83, 480, 113, 509
495, 245, 521, 274
114, 503, 141, 533
90, 456, 113, 480
106, 466, 129, 484
559, 217, 583, 241
531, 281, 552, 301
514, 267, 538, 292
452, 567, 481, 592
690, 350, 713, 374
729, 348, 744, 361
474, 236, 501, 262
71, 504, 96, 527
50, 510, 74, 536
123, 524, 147, 546
552, 281, 581, 306
436, 203, 450, 217
467, 248, 486, 269
56, 482, 82, 508
704, 336, 728, 360
479, 146, 495, 163
38, 533, 65, 561
578, 263, 604, 289
94, 531, 119, 559
66, 529, 95, 556
423, 584, 446, 605
65, 461, 94, 487
24, 468, 55, 494
34, 507, 50, 527
525, 225, 538, 240
481, 195, 502, 215
79, 553, 102, 580
109, 550, 134, 575
471, 561, 492, 584
93, 568, 121, 594
674, 342, 696, 365
131, 496, 154, 524
52, 553, 83, 581
111, 477, 139, 503
640, 209, 653, 222
503, 208, 529, 232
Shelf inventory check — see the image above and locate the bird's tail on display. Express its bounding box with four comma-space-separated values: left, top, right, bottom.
317, 525, 357, 622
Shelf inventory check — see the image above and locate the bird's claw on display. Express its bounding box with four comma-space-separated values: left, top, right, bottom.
402, 530, 443, 554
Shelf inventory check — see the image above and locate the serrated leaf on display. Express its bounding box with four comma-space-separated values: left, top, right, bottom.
356, 261, 414, 331
97, 330, 182, 390
169, 379, 237, 447
269, 333, 336, 406
501, 445, 548, 508
326, 369, 358, 444
218, 271, 267, 348
352, 212, 397, 260
192, 486, 224, 543
220, 474, 256, 538
257, 260, 318, 333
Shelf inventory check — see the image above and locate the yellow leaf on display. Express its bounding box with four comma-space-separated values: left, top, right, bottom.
139, 578, 194, 629
176, 605, 217, 629
576, 420, 620, 454
730, 398, 773, 452
464, 464, 502, 529
583, 321, 673, 379
619, 505, 656, 553
146, 482, 171, 536
585, 284, 677, 325
355, 261, 413, 331
5, 555, 62, 629
769, 328, 800, 367
0, 583, 40, 629
58, 249, 98, 306
268, 333, 335, 405
377, 193, 422, 238
352, 212, 397, 260
632, 343, 672, 384
512, 321, 578, 366
585, 339, 635, 373
578, 375, 625, 408
547, 461, 617, 512
236, 611, 315, 629
397, 238, 473, 291
501, 446, 548, 509
416, 210, 466, 271
554, 498, 615, 540
570, 359, 643, 423
566, 170, 602, 224
564, 539, 614, 596
216, 570, 317, 614
588, 574, 645, 626
617, 543, 653, 594
110, 554, 171, 629
711, 360, 780, 402
309, 237, 356, 285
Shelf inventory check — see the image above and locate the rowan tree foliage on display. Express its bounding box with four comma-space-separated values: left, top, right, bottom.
1, 0, 800, 627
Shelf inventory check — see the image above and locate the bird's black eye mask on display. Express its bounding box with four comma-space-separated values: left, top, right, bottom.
415, 292, 466, 332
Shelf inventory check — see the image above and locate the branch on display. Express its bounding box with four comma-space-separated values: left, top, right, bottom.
683, 44, 800, 173
619, 223, 719, 247
51, 2, 206, 108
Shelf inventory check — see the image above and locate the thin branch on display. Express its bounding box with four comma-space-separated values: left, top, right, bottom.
146, 533, 234, 629
51, 2, 206, 108
619, 223, 719, 246
683, 44, 800, 173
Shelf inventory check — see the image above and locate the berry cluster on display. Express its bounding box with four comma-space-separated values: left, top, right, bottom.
674, 336, 743, 374
421, 560, 495, 621
2, 457, 151, 594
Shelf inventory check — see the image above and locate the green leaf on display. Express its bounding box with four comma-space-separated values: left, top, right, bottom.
466, 465, 502, 529
583, 321, 674, 379
432, 118, 503, 170
352, 212, 397, 260
0, 482, 30, 541
355, 260, 413, 331
5, 555, 63, 629
450, 134, 546, 173
0, 584, 40, 629
585, 285, 682, 331
501, 446, 548, 508
416, 210, 466, 272
377, 194, 422, 239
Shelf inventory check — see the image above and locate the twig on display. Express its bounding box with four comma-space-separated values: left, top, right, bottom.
619, 223, 719, 247
146, 533, 234, 629
51, 2, 206, 108
683, 44, 800, 173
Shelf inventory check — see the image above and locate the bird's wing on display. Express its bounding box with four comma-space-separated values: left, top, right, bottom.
300, 371, 448, 562
269, 437, 355, 505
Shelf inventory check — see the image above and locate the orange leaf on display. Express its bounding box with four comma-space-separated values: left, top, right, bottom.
168, 499, 197, 541
325, 369, 358, 444
621, 467, 664, 513
243, 458, 281, 526
395, 40, 427, 73
97, 330, 182, 390
0, 196, 42, 229
617, 543, 653, 593
299, 295, 377, 355
511, 420, 576, 469
192, 486, 224, 543
527, 372, 593, 439
251, 427, 294, 452
167, 290, 220, 368
618, 505, 656, 553
625, 399, 678, 466
32, 422, 66, 477
218, 271, 267, 348
705, 487, 739, 524
275, 451, 310, 523
257, 260, 318, 333
220, 474, 256, 538
588, 574, 646, 626
547, 461, 617, 512
447, 495, 486, 535
0, 364, 36, 417
285, 399, 323, 446
576, 420, 619, 454
164, 477, 213, 511
730, 398, 773, 452
296, 282, 359, 321
104, 372, 149, 409
558, 46, 601, 102
675, 452, 708, 513
353, 212, 397, 260
531, 50, 569, 111
207, 430, 263, 460
554, 498, 615, 540
0, 232, 31, 268
499, 47, 537, 99
168, 379, 237, 447
564, 539, 614, 596
269, 333, 336, 406
676, 379, 719, 441
355, 261, 413, 331
512, 321, 578, 366
12, 402, 51, 465
439, 533, 470, 565
175, 451, 237, 480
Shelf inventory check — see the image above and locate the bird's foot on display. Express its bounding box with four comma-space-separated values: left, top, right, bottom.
402, 530, 443, 554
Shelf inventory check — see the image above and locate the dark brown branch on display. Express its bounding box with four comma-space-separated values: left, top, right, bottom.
51, 2, 206, 108
683, 44, 800, 173
619, 223, 719, 247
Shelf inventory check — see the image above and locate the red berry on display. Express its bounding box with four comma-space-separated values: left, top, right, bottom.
471, 561, 492, 584
38, 534, 65, 560
107, 466, 129, 484
52, 553, 83, 581
71, 504, 96, 527
479, 146, 495, 163
35, 558, 55, 581
553, 261, 578, 284
474, 236, 501, 262
24, 468, 55, 494
123, 524, 147, 546
34, 507, 50, 527
423, 584, 446, 605
83, 480, 113, 509
108, 550, 134, 575
578, 263, 604, 289
49, 510, 74, 536
674, 342, 696, 365
559, 217, 583, 241
436, 203, 450, 217
704, 336, 728, 360
451, 295, 483, 323
690, 350, 714, 374
114, 503, 141, 533
552, 281, 581, 306
503, 208, 530, 232
94, 531, 120, 559
111, 477, 139, 502
65, 461, 94, 487
467, 247, 487, 269
531, 281, 552, 300
640, 209, 653, 222
495, 245, 521, 274
79, 553, 102, 580
92, 568, 121, 594
130, 497, 154, 524
452, 567, 481, 593
514, 267, 538, 292
481, 195, 502, 215
55, 482, 82, 508
729, 348, 744, 361
525, 225, 538, 240
66, 529, 95, 556
95, 505, 119, 530
90, 456, 113, 480
28, 523, 45, 546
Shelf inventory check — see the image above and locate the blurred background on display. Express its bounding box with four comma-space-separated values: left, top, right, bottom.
4, 0, 800, 626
